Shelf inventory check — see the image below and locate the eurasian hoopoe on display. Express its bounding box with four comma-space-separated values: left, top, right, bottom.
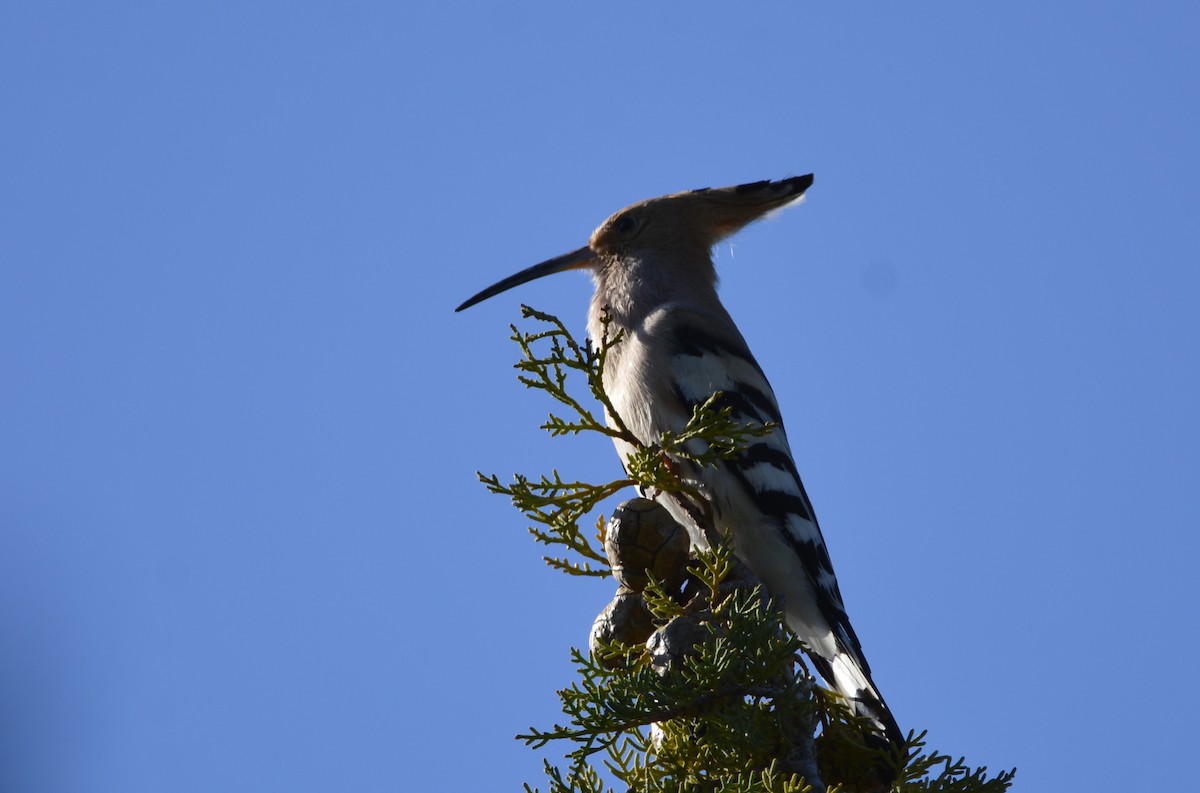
457, 175, 903, 760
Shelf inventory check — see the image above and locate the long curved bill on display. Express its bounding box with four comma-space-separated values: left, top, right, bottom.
455, 245, 598, 312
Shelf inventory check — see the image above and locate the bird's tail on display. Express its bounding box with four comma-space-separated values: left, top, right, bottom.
825, 650, 904, 750
809, 645, 905, 790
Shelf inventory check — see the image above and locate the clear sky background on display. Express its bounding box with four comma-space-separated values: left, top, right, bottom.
3, 3, 1198, 791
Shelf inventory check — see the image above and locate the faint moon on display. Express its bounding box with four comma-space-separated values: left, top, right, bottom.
861, 260, 898, 297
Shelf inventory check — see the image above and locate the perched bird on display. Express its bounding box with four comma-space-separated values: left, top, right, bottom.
456, 176, 902, 757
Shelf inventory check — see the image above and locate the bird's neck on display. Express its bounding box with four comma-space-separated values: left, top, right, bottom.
588, 251, 718, 336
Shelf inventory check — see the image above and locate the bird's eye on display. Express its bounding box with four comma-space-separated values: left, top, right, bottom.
614, 214, 638, 234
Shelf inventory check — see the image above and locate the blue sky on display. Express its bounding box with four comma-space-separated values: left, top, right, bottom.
3, 2, 1198, 791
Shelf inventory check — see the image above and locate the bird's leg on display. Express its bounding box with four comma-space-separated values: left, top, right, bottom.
660, 461, 723, 551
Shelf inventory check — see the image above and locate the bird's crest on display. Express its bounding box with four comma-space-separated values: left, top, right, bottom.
590, 175, 814, 257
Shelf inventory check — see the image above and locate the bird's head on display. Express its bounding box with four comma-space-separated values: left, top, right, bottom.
455, 175, 813, 313
589, 175, 814, 261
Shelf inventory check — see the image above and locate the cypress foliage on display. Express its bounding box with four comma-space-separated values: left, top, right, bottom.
480, 306, 1015, 793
